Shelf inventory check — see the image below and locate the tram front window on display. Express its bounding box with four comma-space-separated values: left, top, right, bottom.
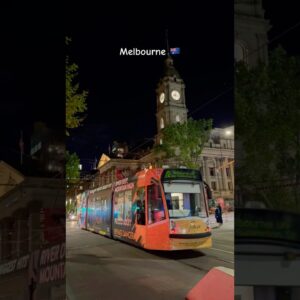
164, 183, 207, 218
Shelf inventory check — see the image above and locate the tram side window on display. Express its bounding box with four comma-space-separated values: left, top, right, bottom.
114, 191, 125, 222
147, 183, 165, 224
124, 190, 132, 220
136, 188, 145, 225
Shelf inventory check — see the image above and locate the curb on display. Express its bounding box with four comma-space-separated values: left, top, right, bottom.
211, 222, 234, 229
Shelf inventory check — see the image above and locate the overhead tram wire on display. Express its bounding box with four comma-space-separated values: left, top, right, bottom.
68, 21, 300, 170
74, 140, 154, 168
69, 25, 300, 216
187, 20, 300, 118
127, 138, 154, 154
244, 20, 300, 63
71, 139, 154, 164
188, 87, 233, 118
68, 22, 300, 188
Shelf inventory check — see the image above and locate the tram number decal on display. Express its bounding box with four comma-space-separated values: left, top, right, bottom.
114, 229, 135, 240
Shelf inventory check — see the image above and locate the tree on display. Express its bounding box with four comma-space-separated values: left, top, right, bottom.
236, 47, 300, 211
154, 118, 212, 169
66, 151, 80, 184
66, 199, 77, 215
66, 37, 88, 135
66, 150, 81, 215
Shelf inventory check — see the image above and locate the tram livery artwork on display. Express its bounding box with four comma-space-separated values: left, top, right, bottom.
78, 168, 212, 250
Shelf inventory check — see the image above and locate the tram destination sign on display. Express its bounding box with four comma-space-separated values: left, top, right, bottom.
162, 169, 201, 182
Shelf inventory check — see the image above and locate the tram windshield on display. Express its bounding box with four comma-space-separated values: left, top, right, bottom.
163, 183, 207, 218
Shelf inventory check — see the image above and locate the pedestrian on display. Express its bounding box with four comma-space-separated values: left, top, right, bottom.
215, 204, 223, 227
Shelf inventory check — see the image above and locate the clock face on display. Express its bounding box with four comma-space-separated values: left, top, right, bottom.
159, 92, 165, 103
171, 90, 180, 101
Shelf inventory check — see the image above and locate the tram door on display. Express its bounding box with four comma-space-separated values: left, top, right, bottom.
145, 182, 169, 250
133, 187, 147, 246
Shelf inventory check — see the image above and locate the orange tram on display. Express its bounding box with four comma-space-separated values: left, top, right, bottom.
78, 168, 212, 250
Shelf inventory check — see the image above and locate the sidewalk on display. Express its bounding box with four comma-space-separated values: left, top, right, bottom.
209, 211, 234, 229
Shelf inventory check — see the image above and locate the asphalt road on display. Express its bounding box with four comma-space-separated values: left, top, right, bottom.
66, 220, 233, 300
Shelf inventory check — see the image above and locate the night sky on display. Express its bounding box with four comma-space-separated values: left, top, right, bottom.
1, 3, 64, 170
1, 1, 299, 172
264, 0, 300, 55
66, 1, 234, 170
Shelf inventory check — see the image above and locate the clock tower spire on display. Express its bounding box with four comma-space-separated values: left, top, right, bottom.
155, 54, 188, 145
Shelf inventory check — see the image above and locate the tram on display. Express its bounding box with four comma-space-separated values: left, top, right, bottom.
78, 168, 212, 250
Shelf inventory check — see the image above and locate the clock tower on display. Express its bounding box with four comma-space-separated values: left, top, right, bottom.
155, 55, 188, 145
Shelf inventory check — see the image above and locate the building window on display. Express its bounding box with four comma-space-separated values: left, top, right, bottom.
228, 182, 233, 191
160, 117, 164, 129
211, 181, 216, 191
210, 142, 212, 148
200, 166, 204, 175
159, 138, 163, 145
212, 135, 220, 144
175, 115, 180, 122
209, 168, 215, 177
235, 41, 248, 64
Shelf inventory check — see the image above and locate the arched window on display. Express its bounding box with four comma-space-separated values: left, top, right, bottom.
235, 41, 248, 64
160, 117, 164, 129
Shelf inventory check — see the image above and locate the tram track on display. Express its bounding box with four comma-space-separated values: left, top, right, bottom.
172, 252, 233, 273
66, 220, 234, 300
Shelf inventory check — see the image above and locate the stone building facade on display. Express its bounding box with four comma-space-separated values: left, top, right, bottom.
200, 126, 234, 205
0, 163, 65, 300
0, 161, 24, 197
